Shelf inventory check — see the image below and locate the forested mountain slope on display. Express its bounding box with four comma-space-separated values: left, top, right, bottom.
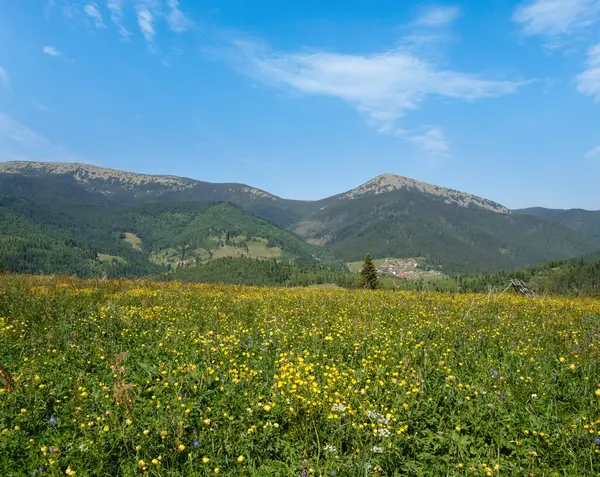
1, 161, 599, 277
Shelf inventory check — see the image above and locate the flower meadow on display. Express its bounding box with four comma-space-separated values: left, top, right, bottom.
1, 276, 600, 476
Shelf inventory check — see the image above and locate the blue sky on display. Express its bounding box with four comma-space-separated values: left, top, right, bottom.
1, 0, 600, 209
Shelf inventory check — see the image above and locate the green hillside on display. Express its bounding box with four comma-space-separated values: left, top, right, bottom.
167, 257, 354, 287
115, 201, 341, 267
460, 257, 600, 296
515, 207, 600, 239
0, 174, 341, 278
294, 189, 600, 274
2, 161, 600, 278
0, 161, 313, 227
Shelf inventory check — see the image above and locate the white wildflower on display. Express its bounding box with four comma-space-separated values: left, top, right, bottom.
367, 410, 390, 425
324, 444, 337, 454
331, 403, 347, 412
371, 446, 384, 454
531, 393, 538, 399
376, 428, 391, 438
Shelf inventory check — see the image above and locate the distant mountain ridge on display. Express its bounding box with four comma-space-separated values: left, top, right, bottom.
515, 207, 600, 239
337, 173, 510, 214
1, 161, 508, 213
1, 160, 600, 276
0, 161, 198, 191
0, 161, 279, 201
0, 161, 310, 228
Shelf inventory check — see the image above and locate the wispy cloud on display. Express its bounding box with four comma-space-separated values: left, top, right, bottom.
414, 5, 462, 27
43, 45, 62, 57
136, 5, 155, 45
513, 0, 600, 43
403, 126, 450, 154
514, 1, 600, 103
49, 0, 193, 50
45, 0, 57, 18
30, 101, 51, 112
0, 67, 9, 91
45, 1, 80, 20
84, 2, 105, 28
219, 38, 525, 152
166, 0, 191, 32
61, 1, 79, 19
584, 144, 600, 160
107, 0, 131, 39
0, 113, 82, 162
0, 114, 51, 148
576, 44, 600, 100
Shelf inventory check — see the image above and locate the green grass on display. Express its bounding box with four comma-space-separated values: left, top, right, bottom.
97, 253, 127, 264
1, 275, 600, 476
246, 239, 282, 259
150, 238, 282, 268
123, 232, 142, 251
307, 283, 343, 289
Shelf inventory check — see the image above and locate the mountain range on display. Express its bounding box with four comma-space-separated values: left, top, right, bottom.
0, 160, 599, 278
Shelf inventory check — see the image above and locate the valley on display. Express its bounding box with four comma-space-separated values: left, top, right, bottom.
4, 4, 600, 475
1, 161, 599, 283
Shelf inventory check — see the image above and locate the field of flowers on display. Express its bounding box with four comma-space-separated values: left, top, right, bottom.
1, 275, 600, 476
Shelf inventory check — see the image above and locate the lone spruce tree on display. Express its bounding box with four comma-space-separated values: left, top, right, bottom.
359, 253, 380, 290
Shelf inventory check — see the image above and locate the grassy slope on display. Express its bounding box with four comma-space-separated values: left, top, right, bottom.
122, 233, 142, 250
3, 168, 600, 277
1, 276, 599, 475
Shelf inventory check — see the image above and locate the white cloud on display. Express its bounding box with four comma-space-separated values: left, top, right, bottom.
222, 39, 525, 151
31, 101, 51, 112
50, 0, 191, 46
107, 0, 131, 39
62, 1, 79, 19
514, 2, 600, 101
136, 5, 155, 44
0, 67, 9, 90
403, 126, 450, 154
577, 44, 600, 100
584, 144, 600, 160
166, 0, 191, 32
0, 113, 83, 162
513, 0, 600, 40
0, 114, 51, 148
415, 6, 462, 27
44, 1, 79, 20
43, 45, 62, 57
84, 3, 105, 28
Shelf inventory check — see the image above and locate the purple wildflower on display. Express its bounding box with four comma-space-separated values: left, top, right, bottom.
595, 437, 600, 446
490, 369, 499, 378
49, 416, 57, 427
193, 439, 199, 449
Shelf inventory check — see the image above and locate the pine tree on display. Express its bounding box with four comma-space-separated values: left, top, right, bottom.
359, 253, 380, 290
